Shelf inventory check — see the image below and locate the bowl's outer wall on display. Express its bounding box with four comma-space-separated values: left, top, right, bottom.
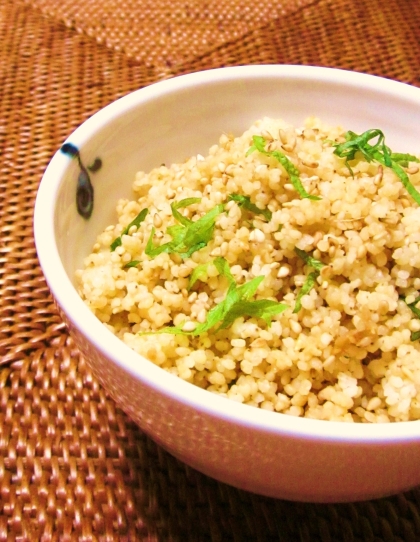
37, 66, 420, 502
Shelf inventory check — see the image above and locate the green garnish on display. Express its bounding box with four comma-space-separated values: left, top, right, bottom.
411, 331, 420, 341
145, 257, 288, 335
188, 261, 214, 290
217, 296, 289, 330
124, 260, 141, 269
403, 295, 420, 341
293, 248, 326, 313
294, 247, 326, 272
247, 135, 321, 201
213, 256, 236, 285
293, 271, 319, 314
228, 193, 272, 221
332, 129, 420, 205
145, 200, 224, 259
110, 208, 148, 251
170, 197, 202, 226
406, 295, 420, 319
188, 256, 235, 291
390, 153, 420, 167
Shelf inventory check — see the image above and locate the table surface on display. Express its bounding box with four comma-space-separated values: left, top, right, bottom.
1, 0, 420, 540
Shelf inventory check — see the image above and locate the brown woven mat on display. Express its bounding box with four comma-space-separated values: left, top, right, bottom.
1, 0, 420, 540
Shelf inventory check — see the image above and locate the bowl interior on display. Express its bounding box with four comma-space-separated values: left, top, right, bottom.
49, 66, 420, 279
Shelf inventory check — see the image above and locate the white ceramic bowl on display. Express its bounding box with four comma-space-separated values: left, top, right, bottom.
34, 65, 420, 503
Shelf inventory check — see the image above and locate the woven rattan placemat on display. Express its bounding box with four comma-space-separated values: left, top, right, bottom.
1, 0, 420, 540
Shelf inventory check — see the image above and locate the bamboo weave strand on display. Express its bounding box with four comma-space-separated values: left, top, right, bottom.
1, 0, 420, 540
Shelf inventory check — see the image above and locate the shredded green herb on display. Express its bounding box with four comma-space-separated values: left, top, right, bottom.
294, 247, 326, 272
170, 197, 202, 226
293, 271, 319, 314
110, 208, 148, 251
188, 260, 216, 290
246, 135, 321, 201
228, 193, 272, 221
124, 260, 141, 269
145, 200, 224, 259
332, 129, 420, 205
293, 248, 326, 313
213, 256, 236, 285
403, 294, 420, 341
143, 257, 288, 336
411, 331, 420, 341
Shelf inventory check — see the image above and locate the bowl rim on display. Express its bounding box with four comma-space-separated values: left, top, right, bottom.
34, 64, 420, 443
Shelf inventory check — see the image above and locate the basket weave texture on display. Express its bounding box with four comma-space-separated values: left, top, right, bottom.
1, 0, 420, 540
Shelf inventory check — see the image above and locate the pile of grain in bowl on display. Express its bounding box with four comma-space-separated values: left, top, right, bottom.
76, 116, 420, 423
